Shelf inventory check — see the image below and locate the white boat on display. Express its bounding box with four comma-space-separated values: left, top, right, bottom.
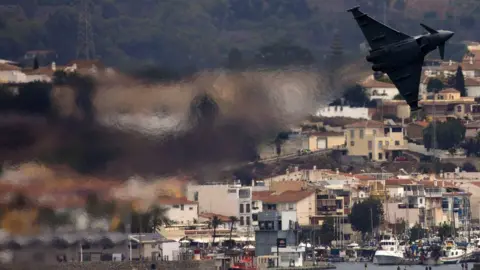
373, 235, 405, 265
439, 239, 472, 264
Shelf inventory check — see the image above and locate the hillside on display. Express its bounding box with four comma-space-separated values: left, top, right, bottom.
0, 0, 477, 70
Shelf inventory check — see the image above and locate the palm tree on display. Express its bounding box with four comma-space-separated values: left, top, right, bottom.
149, 206, 170, 233
211, 215, 223, 246
228, 216, 239, 249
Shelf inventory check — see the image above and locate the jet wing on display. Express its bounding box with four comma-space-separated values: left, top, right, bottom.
347, 6, 411, 51
386, 60, 423, 111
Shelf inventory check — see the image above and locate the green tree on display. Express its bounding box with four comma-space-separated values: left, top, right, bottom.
454, 66, 467, 96
210, 215, 223, 246
423, 119, 466, 150
437, 222, 454, 240
349, 197, 383, 238
409, 223, 426, 242
254, 39, 314, 67
149, 206, 170, 233
228, 216, 239, 247
319, 217, 335, 245
426, 78, 444, 93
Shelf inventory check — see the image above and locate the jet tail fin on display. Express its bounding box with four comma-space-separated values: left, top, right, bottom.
439, 43, 445, 60
420, 23, 438, 34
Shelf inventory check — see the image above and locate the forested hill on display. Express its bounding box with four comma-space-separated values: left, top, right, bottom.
0, 0, 477, 69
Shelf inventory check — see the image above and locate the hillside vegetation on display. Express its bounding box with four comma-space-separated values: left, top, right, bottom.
0, 0, 476, 69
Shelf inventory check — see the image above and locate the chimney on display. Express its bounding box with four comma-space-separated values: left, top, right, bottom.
294, 166, 299, 172
449, 60, 452, 66
51, 62, 56, 71
336, 168, 339, 175
313, 165, 317, 170
470, 56, 474, 65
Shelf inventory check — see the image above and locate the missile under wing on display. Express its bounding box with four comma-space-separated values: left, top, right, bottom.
347, 6, 422, 111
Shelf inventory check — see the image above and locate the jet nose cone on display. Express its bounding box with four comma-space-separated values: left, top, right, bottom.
444, 31, 454, 41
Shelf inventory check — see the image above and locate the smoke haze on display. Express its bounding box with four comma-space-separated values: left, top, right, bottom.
0, 65, 366, 179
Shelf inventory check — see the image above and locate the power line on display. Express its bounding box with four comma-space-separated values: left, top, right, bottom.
76, 0, 95, 60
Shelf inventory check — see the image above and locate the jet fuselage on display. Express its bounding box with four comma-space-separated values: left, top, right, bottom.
366, 31, 454, 73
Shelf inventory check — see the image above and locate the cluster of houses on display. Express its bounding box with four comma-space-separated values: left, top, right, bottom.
303, 43, 480, 161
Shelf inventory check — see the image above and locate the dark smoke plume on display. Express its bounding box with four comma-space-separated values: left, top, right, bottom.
0, 66, 365, 179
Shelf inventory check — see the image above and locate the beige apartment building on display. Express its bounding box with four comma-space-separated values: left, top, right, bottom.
345, 120, 407, 161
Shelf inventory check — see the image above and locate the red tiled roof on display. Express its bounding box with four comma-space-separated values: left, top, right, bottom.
359, 76, 396, 88
465, 77, 480, 87
256, 190, 314, 204
439, 88, 460, 94
252, 191, 275, 201
385, 178, 414, 186
199, 212, 231, 222
157, 196, 197, 205
345, 120, 384, 128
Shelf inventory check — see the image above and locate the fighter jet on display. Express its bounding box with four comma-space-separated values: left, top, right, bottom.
347, 6, 454, 111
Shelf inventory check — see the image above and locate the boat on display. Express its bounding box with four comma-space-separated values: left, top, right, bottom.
373, 235, 405, 265
439, 239, 472, 264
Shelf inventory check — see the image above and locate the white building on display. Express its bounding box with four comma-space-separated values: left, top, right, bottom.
186, 183, 254, 229
316, 105, 370, 119
156, 196, 198, 225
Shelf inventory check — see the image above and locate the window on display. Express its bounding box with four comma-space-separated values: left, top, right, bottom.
368, 140, 372, 150
240, 217, 245, 226
246, 203, 250, 213
189, 207, 193, 210
350, 129, 354, 139
350, 141, 355, 147
378, 153, 383, 160
228, 189, 237, 194
288, 203, 295, 210
180, 205, 184, 211
239, 189, 251, 199
373, 129, 377, 136
368, 153, 373, 160
378, 141, 383, 149
246, 217, 251, 226
173, 205, 180, 208
252, 214, 258, 221
457, 106, 462, 112
193, 191, 199, 201
395, 140, 400, 146
385, 140, 389, 146
419, 198, 423, 204
240, 204, 244, 213
359, 129, 364, 139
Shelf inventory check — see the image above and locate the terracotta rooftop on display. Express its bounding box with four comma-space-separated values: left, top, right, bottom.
465, 77, 480, 86
439, 88, 460, 94
199, 212, 231, 222
385, 178, 414, 186
359, 76, 396, 88
345, 120, 384, 128
0, 63, 21, 71
255, 190, 314, 204
157, 196, 197, 205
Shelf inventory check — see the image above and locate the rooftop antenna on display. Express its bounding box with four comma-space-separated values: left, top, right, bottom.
76, 0, 95, 60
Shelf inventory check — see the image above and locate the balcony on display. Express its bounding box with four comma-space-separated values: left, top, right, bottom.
405, 190, 426, 197
384, 143, 408, 151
